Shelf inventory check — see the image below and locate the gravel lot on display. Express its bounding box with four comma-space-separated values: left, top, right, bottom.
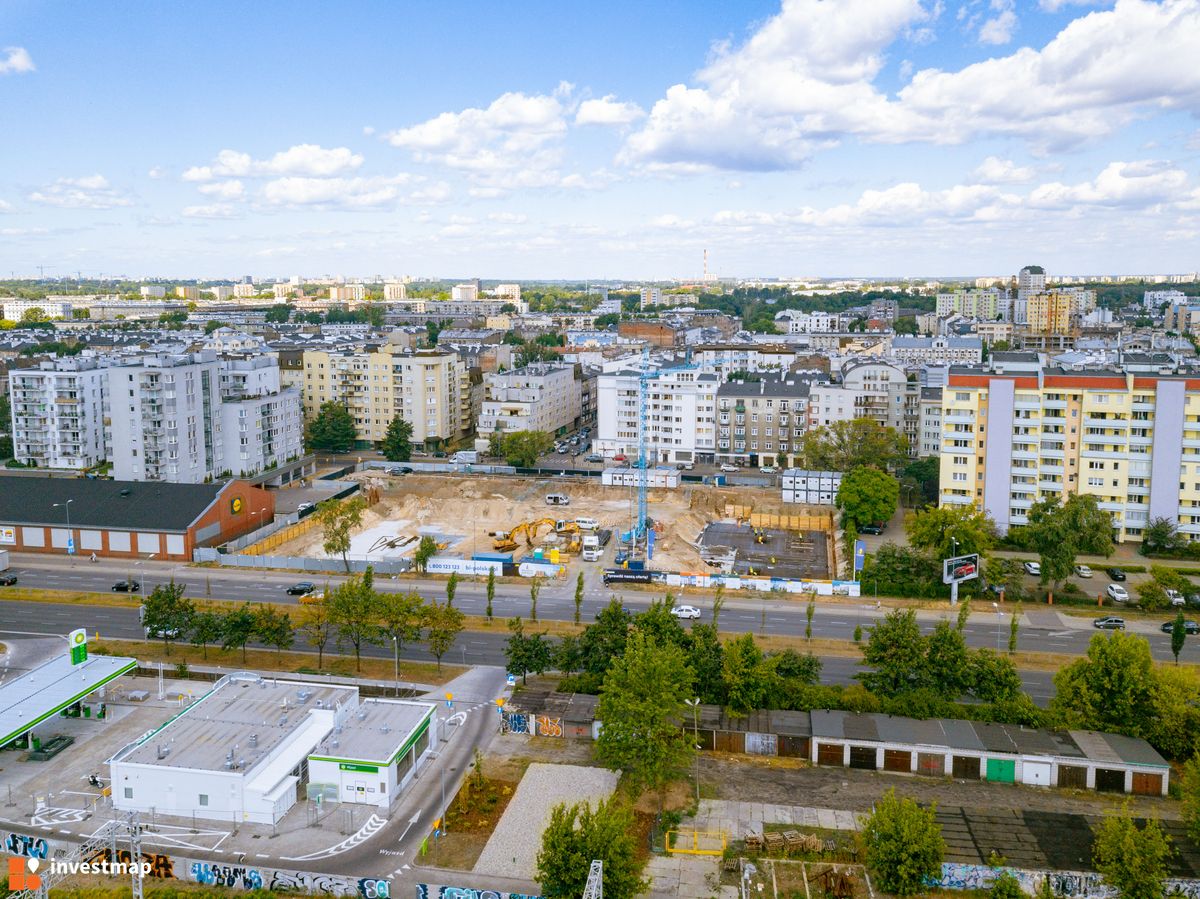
473, 762, 619, 880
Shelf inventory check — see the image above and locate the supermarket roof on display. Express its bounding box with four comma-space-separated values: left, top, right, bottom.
0, 651, 136, 747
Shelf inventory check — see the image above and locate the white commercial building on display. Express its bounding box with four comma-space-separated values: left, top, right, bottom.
890, 336, 983, 365
594, 362, 719, 464
781, 469, 843, 505
109, 673, 436, 825
139, 285, 166, 299
8, 357, 109, 470
3, 298, 73, 321
776, 310, 850, 334
451, 283, 479, 302
477, 363, 582, 437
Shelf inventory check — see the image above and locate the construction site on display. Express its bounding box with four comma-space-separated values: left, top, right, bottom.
262, 472, 837, 580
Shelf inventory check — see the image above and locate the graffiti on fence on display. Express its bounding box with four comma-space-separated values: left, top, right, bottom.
4, 833, 48, 858
932, 864, 1200, 899
534, 716, 562, 738
190, 862, 265, 890
503, 713, 529, 735
85, 848, 175, 879
416, 885, 542, 899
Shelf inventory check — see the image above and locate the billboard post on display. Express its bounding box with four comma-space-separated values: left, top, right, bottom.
942, 553, 980, 606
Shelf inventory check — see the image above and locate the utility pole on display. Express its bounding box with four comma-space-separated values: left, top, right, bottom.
583, 860, 603, 899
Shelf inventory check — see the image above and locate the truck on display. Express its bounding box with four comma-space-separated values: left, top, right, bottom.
0, 550, 8, 572
453, 451, 478, 464
545, 493, 570, 506
581, 528, 612, 562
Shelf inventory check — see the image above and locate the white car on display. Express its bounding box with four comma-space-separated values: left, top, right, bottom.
1024, 561, 1041, 576
1075, 565, 1093, 578
670, 605, 701, 620
759, 465, 779, 474
1168, 589, 1186, 607
1107, 584, 1130, 603
719, 463, 740, 473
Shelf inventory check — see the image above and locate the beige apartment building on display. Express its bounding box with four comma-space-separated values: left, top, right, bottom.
302, 344, 476, 449
939, 357, 1200, 543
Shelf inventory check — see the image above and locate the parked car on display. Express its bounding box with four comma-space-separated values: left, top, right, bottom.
613, 453, 627, 462
670, 605, 701, 620
1167, 589, 1186, 607
1106, 567, 1127, 581
286, 582, 315, 596
296, 501, 315, 513
111, 580, 140, 592
1024, 561, 1041, 576
554, 443, 568, 454
759, 465, 779, 474
388, 466, 413, 476
0, 573, 17, 586
1074, 565, 1093, 578
1187, 593, 1200, 608
584, 453, 603, 463
676, 461, 694, 470
719, 463, 740, 472
1107, 583, 1130, 603
1161, 619, 1200, 634
859, 523, 885, 535
1094, 616, 1126, 630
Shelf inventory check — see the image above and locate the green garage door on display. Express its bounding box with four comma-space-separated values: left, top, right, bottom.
986, 758, 1016, 783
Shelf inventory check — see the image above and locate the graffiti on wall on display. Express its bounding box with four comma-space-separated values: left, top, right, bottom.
85, 848, 175, 879
931, 864, 1200, 899
534, 716, 562, 738
416, 885, 542, 899
4, 833, 48, 858
502, 713, 529, 735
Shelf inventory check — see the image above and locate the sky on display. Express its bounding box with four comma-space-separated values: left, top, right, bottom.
2, 0, 1200, 281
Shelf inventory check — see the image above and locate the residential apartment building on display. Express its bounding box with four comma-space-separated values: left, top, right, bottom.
384, 282, 408, 301
934, 288, 1008, 321
3, 298, 74, 321
8, 356, 109, 470
233, 283, 257, 298
176, 286, 200, 301
1145, 289, 1188, 311
891, 336, 983, 365
692, 344, 800, 374
272, 283, 295, 300
715, 374, 814, 466
594, 363, 718, 464
1165, 301, 1200, 335
809, 360, 920, 454
495, 284, 521, 303
918, 387, 943, 458
210, 285, 234, 301
451, 283, 479, 302
1016, 265, 1046, 300
139, 285, 166, 299
302, 344, 476, 449
778, 310, 850, 334
938, 358, 1200, 543
329, 284, 366, 303
477, 363, 582, 437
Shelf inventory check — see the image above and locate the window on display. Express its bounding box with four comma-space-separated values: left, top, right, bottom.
198, 794, 209, 806
124, 787, 133, 799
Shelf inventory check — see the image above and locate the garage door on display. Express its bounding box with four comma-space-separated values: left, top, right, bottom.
817, 743, 845, 766
1132, 772, 1163, 796
952, 756, 981, 780
986, 758, 1016, 783
917, 752, 945, 776
1057, 765, 1087, 789
1022, 761, 1052, 787
849, 746, 878, 770
1095, 768, 1126, 793
884, 749, 912, 773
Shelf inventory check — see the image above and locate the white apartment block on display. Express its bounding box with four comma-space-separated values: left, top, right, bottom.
891, 336, 983, 365
233, 283, 257, 299
495, 283, 521, 303
302, 344, 475, 448
918, 387, 943, 458
477, 363, 581, 437
176, 286, 200, 301
272, 283, 295, 300
8, 357, 109, 470
451, 284, 479, 302
809, 360, 920, 454
329, 284, 366, 303
384, 282, 408, 301
210, 285, 234, 301
594, 363, 718, 464
692, 344, 800, 374
3, 298, 73, 321
777, 310, 850, 334
1017, 265, 1046, 300
1145, 289, 1188, 311
139, 285, 166, 298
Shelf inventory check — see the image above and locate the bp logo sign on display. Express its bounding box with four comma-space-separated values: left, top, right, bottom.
230, 496, 244, 514
69, 628, 88, 665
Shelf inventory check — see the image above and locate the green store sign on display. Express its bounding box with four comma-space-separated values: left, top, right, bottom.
338, 762, 379, 773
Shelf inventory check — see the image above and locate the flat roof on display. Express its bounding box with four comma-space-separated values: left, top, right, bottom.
0, 652, 137, 747
310, 698, 435, 765
0, 477, 226, 532
118, 676, 352, 772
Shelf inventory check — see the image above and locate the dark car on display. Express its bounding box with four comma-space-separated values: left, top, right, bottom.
111, 581, 140, 592
0, 573, 17, 586
859, 523, 886, 535
1106, 568, 1127, 581
1093, 616, 1126, 630
388, 466, 413, 476
286, 582, 315, 596
584, 453, 603, 463
1161, 620, 1200, 634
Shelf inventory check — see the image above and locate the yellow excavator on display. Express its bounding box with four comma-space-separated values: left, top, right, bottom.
493, 517, 562, 552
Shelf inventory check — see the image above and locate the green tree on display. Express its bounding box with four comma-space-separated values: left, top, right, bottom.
496, 430, 555, 466
956, 598, 971, 633
219, 604, 257, 663
445, 571, 459, 608
1174, 611, 1189, 664
1052, 631, 1157, 738
1008, 604, 1020, 655
304, 400, 357, 453
316, 497, 366, 572
990, 871, 1023, 899
574, 571, 584, 625
801, 418, 908, 472
860, 609, 927, 695
485, 568, 496, 621
860, 789, 945, 897
253, 604, 294, 653
926, 621, 969, 699
805, 597, 815, 641
721, 633, 778, 715
328, 570, 381, 671
1138, 581, 1172, 611
1180, 753, 1200, 844
595, 632, 695, 794
905, 505, 998, 561
377, 590, 425, 665
1143, 517, 1183, 555
536, 799, 645, 899
425, 601, 465, 672
505, 617, 553, 683
530, 575, 541, 621
836, 466, 900, 529
413, 535, 438, 573
968, 649, 1023, 703
264, 303, 292, 323
203, 319, 226, 334
687, 622, 725, 705
1026, 494, 1114, 585
188, 609, 223, 660
297, 597, 335, 668
140, 579, 194, 655
380, 415, 413, 462
1091, 804, 1172, 899
20, 306, 47, 322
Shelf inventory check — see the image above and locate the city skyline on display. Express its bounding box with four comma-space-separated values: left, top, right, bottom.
2, 0, 1200, 278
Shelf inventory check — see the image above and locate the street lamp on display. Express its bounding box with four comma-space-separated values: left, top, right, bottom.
992, 602, 1003, 652
137, 553, 157, 603
391, 635, 399, 697
53, 500, 74, 562
685, 698, 701, 803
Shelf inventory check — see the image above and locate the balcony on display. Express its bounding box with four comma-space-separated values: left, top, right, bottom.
1038, 479, 1063, 491
1042, 399, 1067, 410
1085, 416, 1128, 429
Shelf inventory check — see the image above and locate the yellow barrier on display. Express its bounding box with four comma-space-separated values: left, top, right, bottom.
240, 515, 321, 555
665, 830, 727, 856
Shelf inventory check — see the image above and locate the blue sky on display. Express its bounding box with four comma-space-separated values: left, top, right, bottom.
2, 0, 1199, 280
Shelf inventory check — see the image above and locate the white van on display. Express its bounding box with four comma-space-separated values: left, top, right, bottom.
545, 493, 570, 506
574, 517, 599, 530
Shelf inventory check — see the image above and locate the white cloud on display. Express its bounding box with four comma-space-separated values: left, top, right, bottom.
1038, 0, 1111, 10
147, 166, 167, 180
182, 144, 364, 181
182, 204, 240, 219
260, 174, 414, 207
979, 0, 1018, 44
0, 46, 34, 75
1028, 159, 1188, 208
488, 212, 528, 224
970, 155, 1036, 183
197, 179, 246, 201
575, 95, 646, 126
28, 175, 133, 209
0, 199, 13, 213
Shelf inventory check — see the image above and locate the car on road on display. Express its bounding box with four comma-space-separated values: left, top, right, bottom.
111, 580, 140, 592
1168, 589, 1186, 607
554, 443, 568, 454
584, 453, 603, 463
759, 465, 779, 474
670, 605, 701, 620
719, 463, 740, 472
1107, 583, 1130, 602
1094, 616, 1126, 630
1161, 619, 1200, 634
286, 582, 315, 596
296, 501, 315, 514
676, 461, 694, 470
613, 453, 627, 463
1106, 568, 1127, 581
0, 573, 17, 586
859, 523, 886, 535
1024, 561, 1041, 576
388, 466, 413, 476
1075, 565, 1093, 578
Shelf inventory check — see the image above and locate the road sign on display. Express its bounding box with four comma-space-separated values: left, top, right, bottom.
506, 674, 516, 687
853, 539, 866, 573
66, 537, 75, 555
942, 553, 981, 585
